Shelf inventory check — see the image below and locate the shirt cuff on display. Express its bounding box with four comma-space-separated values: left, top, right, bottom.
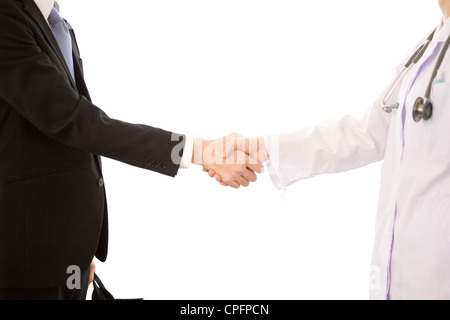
264, 135, 286, 190
179, 135, 193, 169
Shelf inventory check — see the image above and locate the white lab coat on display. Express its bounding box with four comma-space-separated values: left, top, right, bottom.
265, 19, 450, 300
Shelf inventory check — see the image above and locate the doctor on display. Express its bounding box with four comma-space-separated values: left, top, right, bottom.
210, 0, 450, 300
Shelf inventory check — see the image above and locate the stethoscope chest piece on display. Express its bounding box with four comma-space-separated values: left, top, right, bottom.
413, 97, 433, 122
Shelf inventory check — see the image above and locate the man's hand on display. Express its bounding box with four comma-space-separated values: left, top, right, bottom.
235, 136, 270, 163
192, 134, 264, 189
201, 136, 270, 187
89, 260, 96, 285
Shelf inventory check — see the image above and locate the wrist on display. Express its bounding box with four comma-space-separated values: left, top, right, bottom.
258, 138, 270, 163
192, 138, 212, 166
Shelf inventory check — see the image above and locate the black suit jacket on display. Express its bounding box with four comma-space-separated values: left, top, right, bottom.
0, 0, 186, 288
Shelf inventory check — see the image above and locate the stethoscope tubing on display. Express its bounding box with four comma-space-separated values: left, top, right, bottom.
424, 33, 450, 99
381, 29, 450, 120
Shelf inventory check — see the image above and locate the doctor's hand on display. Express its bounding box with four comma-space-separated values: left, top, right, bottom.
192, 134, 264, 189
203, 136, 269, 187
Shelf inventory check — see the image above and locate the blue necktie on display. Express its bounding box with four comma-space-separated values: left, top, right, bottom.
48, 5, 75, 81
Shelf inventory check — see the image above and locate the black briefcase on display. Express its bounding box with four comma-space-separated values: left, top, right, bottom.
91, 274, 143, 300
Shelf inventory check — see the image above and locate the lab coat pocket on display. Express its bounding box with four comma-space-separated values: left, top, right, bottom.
427, 84, 450, 158
434, 195, 450, 258
430, 82, 450, 97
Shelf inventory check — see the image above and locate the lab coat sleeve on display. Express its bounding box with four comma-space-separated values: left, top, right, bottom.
264, 92, 394, 190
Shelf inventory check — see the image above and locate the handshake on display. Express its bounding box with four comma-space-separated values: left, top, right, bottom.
191, 134, 269, 189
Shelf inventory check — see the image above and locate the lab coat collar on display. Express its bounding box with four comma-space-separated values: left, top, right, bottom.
34, 0, 55, 20
435, 17, 450, 43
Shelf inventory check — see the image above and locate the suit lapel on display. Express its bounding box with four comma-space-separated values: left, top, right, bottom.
23, 0, 77, 90
66, 21, 92, 102
24, 0, 102, 172
65, 21, 101, 171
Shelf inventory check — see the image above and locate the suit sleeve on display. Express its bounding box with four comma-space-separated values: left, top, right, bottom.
0, 0, 185, 177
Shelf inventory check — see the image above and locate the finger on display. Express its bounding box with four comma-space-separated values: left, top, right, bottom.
217, 176, 228, 186
244, 154, 264, 174
228, 180, 241, 189
221, 133, 245, 159
237, 137, 265, 159
203, 168, 216, 178
209, 170, 216, 177
234, 136, 248, 154
235, 176, 250, 188
242, 168, 257, 183
214, 174, 228, 186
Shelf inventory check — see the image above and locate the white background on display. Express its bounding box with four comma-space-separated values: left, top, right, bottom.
56, 0, 441, 300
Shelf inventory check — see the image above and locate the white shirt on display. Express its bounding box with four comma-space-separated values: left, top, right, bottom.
33, 0, 194, 169
265, 18, 450, 300
34, 0, 54, 21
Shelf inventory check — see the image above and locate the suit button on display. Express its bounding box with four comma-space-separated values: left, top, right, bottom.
159, 163, 167, 169
98, 178, 104, 188
152, 161, 160, 168
144, 158, 152, 166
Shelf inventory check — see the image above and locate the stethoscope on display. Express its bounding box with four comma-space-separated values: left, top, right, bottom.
381, 29, 450, 122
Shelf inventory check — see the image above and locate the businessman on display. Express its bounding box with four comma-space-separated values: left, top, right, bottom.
0, 0, 262, 300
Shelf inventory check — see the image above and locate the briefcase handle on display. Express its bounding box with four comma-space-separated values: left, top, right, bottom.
92, 273, 115, 300
91, 273, 143, 300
